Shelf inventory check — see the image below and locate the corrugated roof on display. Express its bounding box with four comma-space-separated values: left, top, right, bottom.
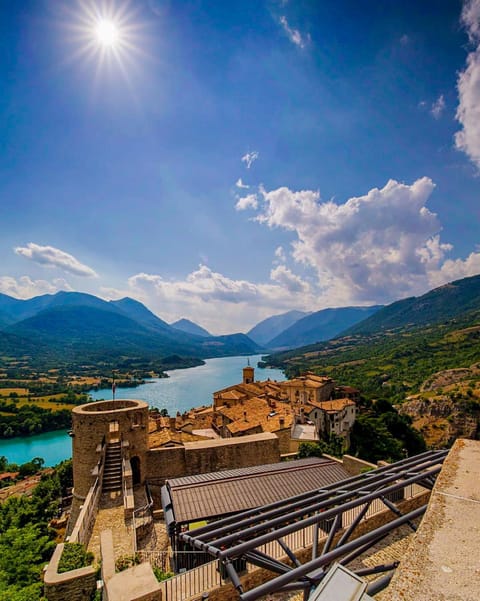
167, 458, 350, 524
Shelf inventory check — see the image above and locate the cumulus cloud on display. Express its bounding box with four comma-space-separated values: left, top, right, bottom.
241, 151, 259, 169
279, 16, 310, 48
246, 178, 480, 305
235, 193, 258, 211
455, 0, 480, 169
431, 94, 446, 119
462, 0, 480, 42
270, 265, 310, 293
0, 276, 73, 299
14, 243, 98, 278
235, 178, 250, 189
122, 264, 314, 333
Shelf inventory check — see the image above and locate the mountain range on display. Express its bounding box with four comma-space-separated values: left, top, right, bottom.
265, 273, 480, 401
2, 273, 479, 371
266, 305, 383, 349
0, 292, 261, 368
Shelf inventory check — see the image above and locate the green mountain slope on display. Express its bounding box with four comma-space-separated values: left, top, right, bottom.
0, 293, 262, 370
265, 275, 480, 402
266, 307, 480, 403
344, 274, 480, 336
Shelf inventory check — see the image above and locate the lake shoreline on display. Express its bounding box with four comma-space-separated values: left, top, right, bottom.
0, 355, 284, 466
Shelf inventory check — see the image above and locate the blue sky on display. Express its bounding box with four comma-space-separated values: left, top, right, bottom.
1, 0, 480, 334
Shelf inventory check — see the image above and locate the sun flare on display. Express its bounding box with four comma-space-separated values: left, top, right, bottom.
64, 1, 144, 77
94, 19, 119, 48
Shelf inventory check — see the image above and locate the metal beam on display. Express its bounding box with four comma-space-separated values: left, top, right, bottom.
216, 468, 439, 559
239, 505, 427, 601
182, 450, 445, 545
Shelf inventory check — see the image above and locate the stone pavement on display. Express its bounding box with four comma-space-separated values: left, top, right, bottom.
87, 492, 134, 563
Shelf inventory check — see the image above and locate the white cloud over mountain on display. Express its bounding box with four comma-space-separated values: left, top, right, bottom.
0, 276, 73, 299
15, 243, 98, 278
237, 178, 480, 307
455, 0, 480, 169
114, 265, 314, 333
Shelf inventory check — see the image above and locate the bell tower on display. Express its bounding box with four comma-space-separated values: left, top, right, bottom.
243, 359, 255, 384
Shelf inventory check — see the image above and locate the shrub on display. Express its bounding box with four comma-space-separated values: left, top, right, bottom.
58, 543, 94, 573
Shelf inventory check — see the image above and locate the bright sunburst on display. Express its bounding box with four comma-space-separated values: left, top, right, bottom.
94, 18, 120, 48
64, 1, 143, 77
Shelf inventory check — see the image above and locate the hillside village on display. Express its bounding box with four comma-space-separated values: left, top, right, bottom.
148, 365, 358, 455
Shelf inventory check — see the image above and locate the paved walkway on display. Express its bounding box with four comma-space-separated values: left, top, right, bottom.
88, 492, 134, 563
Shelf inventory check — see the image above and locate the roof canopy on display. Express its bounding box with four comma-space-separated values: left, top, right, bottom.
163, 457, 349, 525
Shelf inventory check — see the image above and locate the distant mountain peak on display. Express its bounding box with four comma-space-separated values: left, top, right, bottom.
171, 318, 211, 338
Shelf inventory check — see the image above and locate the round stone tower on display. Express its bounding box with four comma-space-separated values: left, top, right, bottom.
71, 399, 149, 504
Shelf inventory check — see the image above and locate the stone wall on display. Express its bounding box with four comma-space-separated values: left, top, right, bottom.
43, 543, 97, 601
146, 432, 280, 491
341, 454, 377, 475
71, 400, 149, 502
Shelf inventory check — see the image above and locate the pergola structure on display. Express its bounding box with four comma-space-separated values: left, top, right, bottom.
180, 449, 448, 600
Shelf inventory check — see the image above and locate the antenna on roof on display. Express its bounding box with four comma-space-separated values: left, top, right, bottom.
247, 357, 250, 366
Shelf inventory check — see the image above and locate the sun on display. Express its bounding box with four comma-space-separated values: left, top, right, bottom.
63, 1, 144, 76
94, 18, 120, 48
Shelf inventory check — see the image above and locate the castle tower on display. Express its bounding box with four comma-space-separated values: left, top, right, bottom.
69, 399, 149, 528
243, 364, 255, 384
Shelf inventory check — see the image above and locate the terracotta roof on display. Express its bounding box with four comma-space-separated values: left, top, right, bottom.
218, 397, 293, 434
165, 457, 350, 524
281, 373, 333, 389
308, 398, 356, 412
148, 429, 209, 448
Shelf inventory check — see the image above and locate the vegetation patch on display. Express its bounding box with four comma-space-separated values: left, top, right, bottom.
58, 543, 94, 573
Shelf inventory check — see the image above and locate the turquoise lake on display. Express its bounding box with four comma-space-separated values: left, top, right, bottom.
0, 355, 285, 466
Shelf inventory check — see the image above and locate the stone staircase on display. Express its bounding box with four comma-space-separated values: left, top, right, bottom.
102, 441, 122, 493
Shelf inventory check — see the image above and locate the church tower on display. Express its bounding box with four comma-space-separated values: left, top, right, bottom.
243, 361, 255, 384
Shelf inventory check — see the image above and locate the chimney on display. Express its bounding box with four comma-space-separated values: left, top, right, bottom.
169, 417, 176, 430
279, 417, 285, 428
244, 411, 248, 422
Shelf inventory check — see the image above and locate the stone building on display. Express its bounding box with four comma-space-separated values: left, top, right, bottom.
280, 372, 334, 404
306, 398, 357, 442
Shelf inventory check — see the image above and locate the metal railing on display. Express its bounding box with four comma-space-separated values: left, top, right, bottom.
132, 482, 155, 553
146, 481, 429, 601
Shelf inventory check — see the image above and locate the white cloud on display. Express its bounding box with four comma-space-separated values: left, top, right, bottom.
241, 151, 259, 169
14, 243, 98, 278
270, 265, 310, 294
431, 94, 446, 119
247, 178, 480, 305
235, 178, 250, 189
400, 34, 410, 46
275, 246, 286, 262
279, 16, 310, 49
462, 0, 480, 43
122, 265, 314, 334
455, 0, 480, 169
0, 276, 73, 299
235, 193, 258, 211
